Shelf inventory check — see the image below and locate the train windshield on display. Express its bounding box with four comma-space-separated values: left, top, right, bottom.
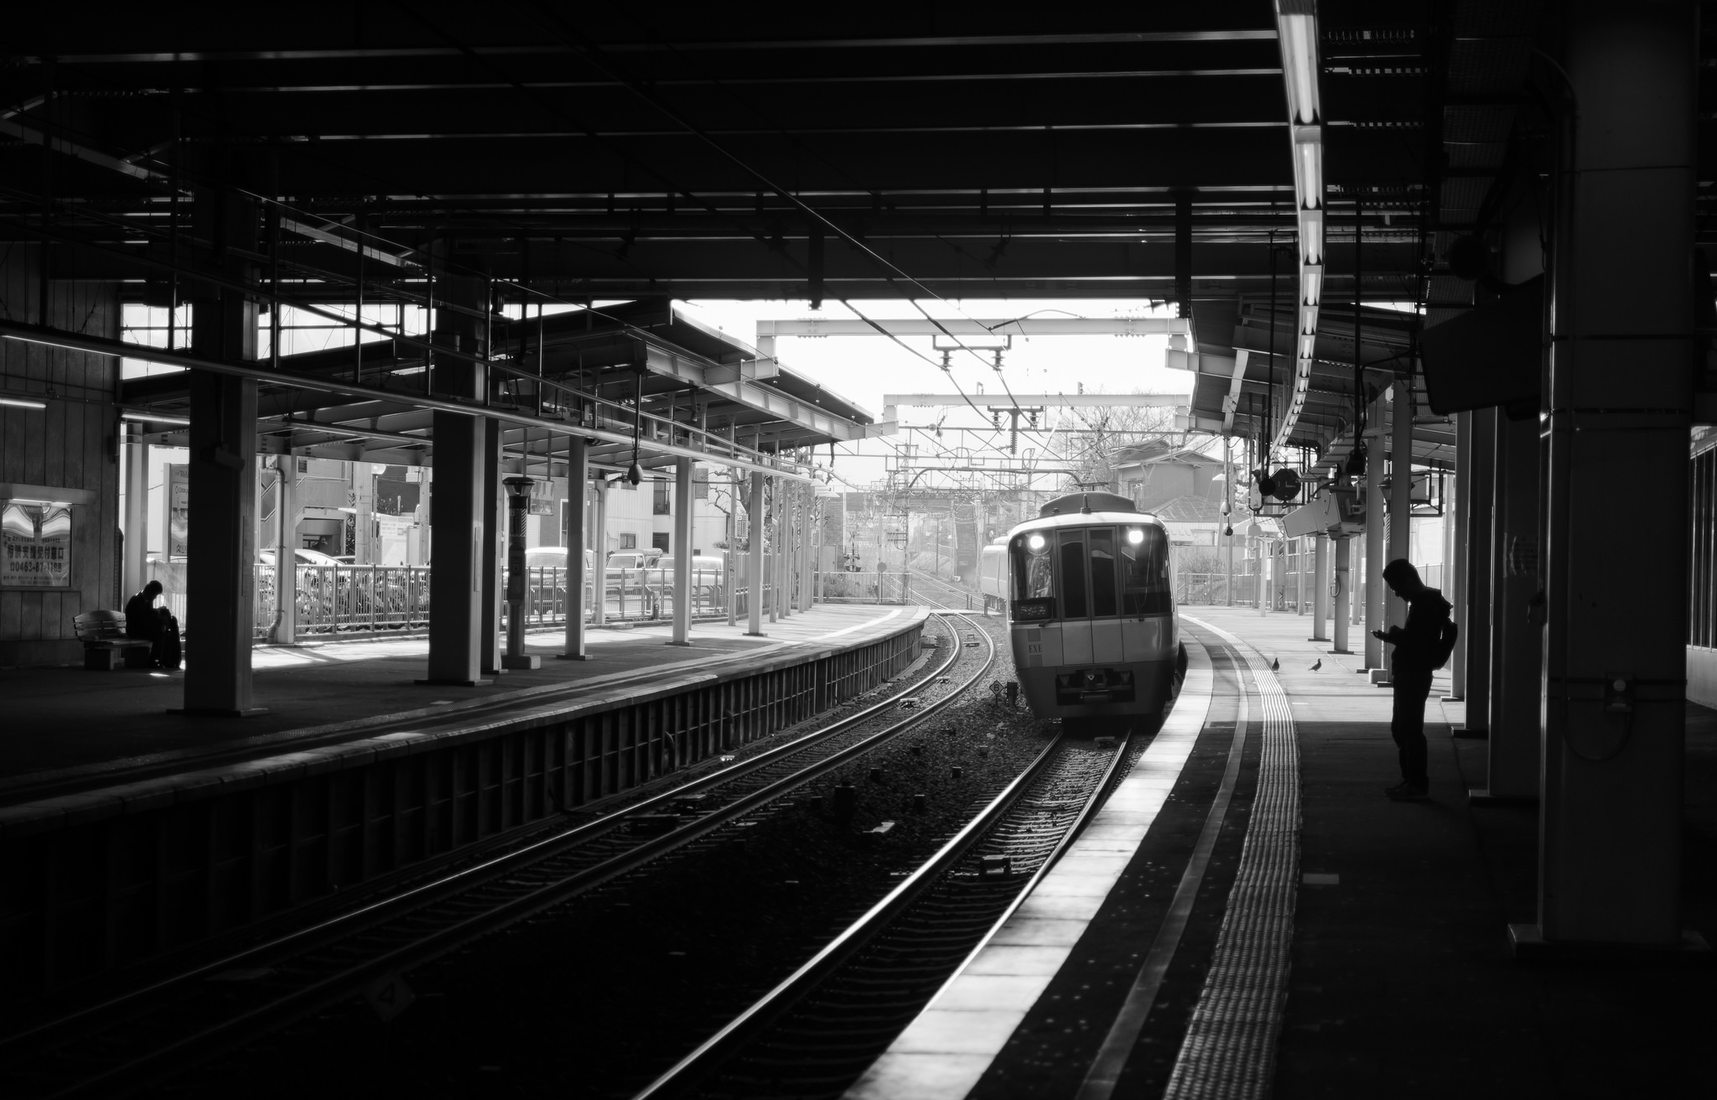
1010, 523, 1169, 618
1120, 524, 1171, 614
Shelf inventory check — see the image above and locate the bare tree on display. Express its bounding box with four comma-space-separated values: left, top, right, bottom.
1051, 402, 1187, 491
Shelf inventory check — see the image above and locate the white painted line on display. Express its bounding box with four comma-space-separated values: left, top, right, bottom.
845, 646, 1216, 1100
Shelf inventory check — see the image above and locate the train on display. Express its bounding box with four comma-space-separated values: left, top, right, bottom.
979, 491, 1185, 726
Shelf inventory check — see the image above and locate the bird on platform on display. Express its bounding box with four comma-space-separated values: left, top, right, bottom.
1270, 657, 1279, 671
1310, 659, 1322, 671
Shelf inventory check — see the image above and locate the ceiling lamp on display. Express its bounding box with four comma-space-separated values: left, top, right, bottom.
1271, 1, 1325, 456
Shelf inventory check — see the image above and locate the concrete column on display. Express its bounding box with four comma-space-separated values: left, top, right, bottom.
746, 470, 765, 636
480, 421, 504, 675
669, 457, 693, 646
590, 480, 609, 628
500, 475, 540, 671
1387, 377, 1412, 587
1446, 413, 1469, 701
771, 477, 786, 623
180, 188, 261, 717
1478, 409, 1541, 802
274, 456, 297, 644
1524, 0, 1696, 952
1310, 533, 1329, 641
561, 437, 588, 660
424, 273, 489, 686
798, 481, 814, 612
1352, 536, 1365, 626
123, 426, 148, 597
1331, 536, 1351, 655
1462, 407, 1496, 735
726, 472, 740, 627
1294, 538, 1305, 616
1363, 400, 1387, 675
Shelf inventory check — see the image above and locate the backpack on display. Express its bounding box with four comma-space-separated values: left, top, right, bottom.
1432, 618, 1459, 669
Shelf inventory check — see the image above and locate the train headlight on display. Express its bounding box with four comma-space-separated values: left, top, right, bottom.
1026, 533, 1046, 552
1125, 527, 1145, 546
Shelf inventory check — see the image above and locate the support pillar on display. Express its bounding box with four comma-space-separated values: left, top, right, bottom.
799, 485, 814, 613
1352, 536, 1365, 626
480, 421, 504, 675
1387, 377, 1413, 582
1476, 409, 1541, 802
501, 476, 540, 670
771, 476, 786, 623
1370, 380, 1413, 685
1310, 533, 1329, 641
1520, 0, 1700, 954
746, 470, 765, 637
1461, 407, 1496, 734
726, 471, 740, 627
1331, 536, 1351, 655
1362, 399, 1387, 676
273, 455, 297, 645
1445, 413, 1469, 702
669, 457, 693, 646
123, 425, 148, 598
1294, 538, 1305, 617
423, 273, 489, 686
180, 188, 262, 717
590, 480, 609, 628
561, 437, 589, 660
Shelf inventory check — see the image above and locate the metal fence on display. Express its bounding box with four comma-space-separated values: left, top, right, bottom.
511, 565, 744, 625
1177, 557, 1448, 610
140, 560, 923, 643
815, 570, 912, 604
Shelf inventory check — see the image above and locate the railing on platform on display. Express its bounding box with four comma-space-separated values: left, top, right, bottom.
513, 565, 748, 625
140, 560, 931, 641
1177, 557, 1447, 611
814, 570, 912, 605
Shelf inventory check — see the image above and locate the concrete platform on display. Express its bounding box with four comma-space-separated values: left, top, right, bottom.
0, 602, 933, 999
0, 604, 923, 807
850, 604, 1716, 1100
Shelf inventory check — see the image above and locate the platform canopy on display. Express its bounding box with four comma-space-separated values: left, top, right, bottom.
108, 300, 876, 480
1, 2, 1711, 477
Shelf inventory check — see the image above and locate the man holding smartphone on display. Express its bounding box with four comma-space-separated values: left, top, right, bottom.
1372, 558, 1453, 802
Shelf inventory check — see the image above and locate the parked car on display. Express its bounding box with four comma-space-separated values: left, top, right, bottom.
605, 549, 662, 572
507, 546, 594, 617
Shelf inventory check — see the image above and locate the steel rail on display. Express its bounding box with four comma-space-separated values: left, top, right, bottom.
1, 617, 991, 1099
633, 714, 1135, 1099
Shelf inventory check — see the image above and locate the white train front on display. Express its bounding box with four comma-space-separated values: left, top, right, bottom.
979, 492, 1184, 723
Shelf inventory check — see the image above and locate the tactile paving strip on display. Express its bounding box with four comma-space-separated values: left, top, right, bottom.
1161, 618, 1300, 1100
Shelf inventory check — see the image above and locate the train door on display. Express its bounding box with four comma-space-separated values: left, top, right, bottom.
1084, 527, 1123, 666
1119, 523, 1172, 660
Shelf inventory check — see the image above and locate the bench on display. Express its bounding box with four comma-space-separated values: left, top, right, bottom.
72, 610, 154, 670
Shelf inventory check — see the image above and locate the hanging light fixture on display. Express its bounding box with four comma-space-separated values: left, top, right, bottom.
627, 370, 644, 486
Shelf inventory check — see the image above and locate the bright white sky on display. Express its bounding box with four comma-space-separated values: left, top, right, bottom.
678, 297, 1197, 490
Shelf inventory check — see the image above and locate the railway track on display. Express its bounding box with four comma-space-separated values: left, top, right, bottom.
908, 569, 983, 614
0, 615, 995, 1099
635, 729, 1135, 1099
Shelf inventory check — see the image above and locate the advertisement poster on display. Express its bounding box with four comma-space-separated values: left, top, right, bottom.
528, 478, 555, 517
1, 500, 73, 587
166, 463, 189, 558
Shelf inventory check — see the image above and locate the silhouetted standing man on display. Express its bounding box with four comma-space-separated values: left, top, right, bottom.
1372, 559, 1451, 801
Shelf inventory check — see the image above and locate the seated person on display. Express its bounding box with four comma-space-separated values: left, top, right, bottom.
155, 605, 182, 670
124, 580, 166, 663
